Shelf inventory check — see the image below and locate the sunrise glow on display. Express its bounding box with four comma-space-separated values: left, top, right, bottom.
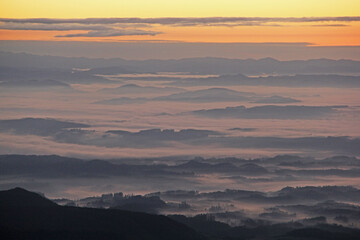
1, 0, 360, 46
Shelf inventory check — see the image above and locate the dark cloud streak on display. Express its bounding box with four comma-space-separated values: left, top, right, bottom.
55, 29, 161, 38
1, 17, 360, 25
0, 23, 110, 31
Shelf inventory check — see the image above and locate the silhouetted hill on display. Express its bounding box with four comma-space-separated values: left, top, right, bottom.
0, 188, 205, 240
0, 188, 57, 207
285, 225, 360, 240
111, 195, 166, 214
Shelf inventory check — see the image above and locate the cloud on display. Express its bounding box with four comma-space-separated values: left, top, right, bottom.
56, 29, 161, 38
311, 24, 349, 27
1, 17, 360, 25
0, 23, 110, 31
0, 21, 161, 38
0, 17, 357, 39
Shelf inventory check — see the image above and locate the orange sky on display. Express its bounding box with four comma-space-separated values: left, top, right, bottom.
0, 0, 360, 45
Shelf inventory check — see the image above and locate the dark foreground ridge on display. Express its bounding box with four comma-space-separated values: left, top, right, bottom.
0, 188, 205, 240
1, 188, 360, 240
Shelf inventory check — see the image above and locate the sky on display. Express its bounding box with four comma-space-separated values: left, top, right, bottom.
1, 0, 360, 46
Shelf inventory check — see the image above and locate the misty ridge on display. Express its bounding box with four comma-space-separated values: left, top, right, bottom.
1, 50, 359, 158
1, 118, 359, 155
99, 83, 184, 95
1, 153, 359, 185
169, 74, 360, 88
48, 185, 360, 225
0, 79, 71, 89
190, 105, 345, 119
2, 52, 360, 90
0, 118, 90, 136
0, 66, 110, 85
1, 154, 359, 179
2, 51, 360, 75
95, 88, 301, 105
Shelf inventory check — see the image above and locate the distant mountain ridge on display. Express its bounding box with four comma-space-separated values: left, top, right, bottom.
1, 51, 360, 75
